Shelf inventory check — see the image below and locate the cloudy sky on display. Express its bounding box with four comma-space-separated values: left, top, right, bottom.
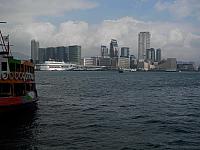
0, 0, 200, 62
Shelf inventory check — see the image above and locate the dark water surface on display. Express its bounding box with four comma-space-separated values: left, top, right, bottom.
1, 71, 200, 149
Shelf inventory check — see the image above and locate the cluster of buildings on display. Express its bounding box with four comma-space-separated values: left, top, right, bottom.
31, 31, 197, 72
31, 40, 81, 65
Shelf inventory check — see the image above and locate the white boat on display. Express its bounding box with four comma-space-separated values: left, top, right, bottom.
36, 61, 76, 71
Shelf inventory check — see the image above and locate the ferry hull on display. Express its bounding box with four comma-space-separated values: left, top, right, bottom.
0, 92, 38, 113
0, 101, 38, 114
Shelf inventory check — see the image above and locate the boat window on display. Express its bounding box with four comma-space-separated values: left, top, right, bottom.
16, 64, 20, 72
30, 67, 34, 73
9, 63, 15, 72
0, 83, 11, 97
1, 62, 7, 71
20, 64, 24, 72
28, 66, 31, 73
14, 83, 25, 96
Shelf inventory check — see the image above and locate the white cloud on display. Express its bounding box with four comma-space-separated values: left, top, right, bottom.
0, 0, 98, 23
155, 0, 200, 19
5, 17, 200, 62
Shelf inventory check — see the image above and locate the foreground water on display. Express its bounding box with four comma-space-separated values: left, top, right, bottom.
0, 71, 200, 149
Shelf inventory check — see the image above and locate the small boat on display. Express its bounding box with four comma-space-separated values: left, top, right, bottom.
0, 22, 38, 113
118, 68, 124, 73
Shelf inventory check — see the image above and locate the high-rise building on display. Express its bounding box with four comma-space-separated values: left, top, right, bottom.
101, 45, 109, 58
46, 47, 56, 60
146, 48, 155, 62
130, 55, 137, 69
121, 47, 129, 58
31, 40, 39, 64
56, 46, 69, 62
156, 48, 161, 62
38, 48, 46, 63
138, 32, 150, 61
110, 39, 119, 58
69, 45, 81, 65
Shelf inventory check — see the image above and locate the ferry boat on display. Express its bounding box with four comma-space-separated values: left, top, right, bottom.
0, 23, 38, 113
36, 60, 76, 71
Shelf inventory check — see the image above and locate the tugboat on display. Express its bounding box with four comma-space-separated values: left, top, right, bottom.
0, 22, 38, 113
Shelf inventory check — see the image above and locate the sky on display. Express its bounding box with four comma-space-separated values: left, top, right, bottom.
0, 0, 200, 62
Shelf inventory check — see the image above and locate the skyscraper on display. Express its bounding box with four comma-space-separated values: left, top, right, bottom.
56, 46, 69, 62
156, 48, 161, 62
46, 47, 56, 60
38, 48, 46, 63
31, 39, 39, 64
101, 45, 109, 58
146, 48, 155, 62
121, 47, 130, 58
110, 39, 119, 58
138, 32, 150, 61
69, 45, 81, 65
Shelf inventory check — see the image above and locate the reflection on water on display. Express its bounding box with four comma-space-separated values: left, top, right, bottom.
0, 108, 38, 149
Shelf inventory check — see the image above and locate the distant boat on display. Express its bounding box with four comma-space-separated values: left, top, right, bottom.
0, 23, 38, 113
130, 68, 137, 72
36, 60, 76, 71
118, 68, 124, 73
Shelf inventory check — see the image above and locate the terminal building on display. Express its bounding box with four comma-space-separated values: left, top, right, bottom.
177, 61, 195, 71
157, 58, 177, 71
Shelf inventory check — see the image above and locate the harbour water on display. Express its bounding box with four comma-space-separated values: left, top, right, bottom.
0, 71, 200, 149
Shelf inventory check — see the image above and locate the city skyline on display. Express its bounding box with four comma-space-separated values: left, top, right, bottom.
0, 0, 200, 63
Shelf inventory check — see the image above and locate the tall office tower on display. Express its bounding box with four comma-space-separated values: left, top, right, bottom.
110, 39, 119, 58
138, 32, 150, 61
38, 48, 46, 63
46, 47, 56, 60
156, 48, 161, 62
69, 45, 81, 65
56, 46, 69, 62
31, 40, 39, 64
121, 47, 130, 58
146, 48, 155, 62
101, 45, 109, 58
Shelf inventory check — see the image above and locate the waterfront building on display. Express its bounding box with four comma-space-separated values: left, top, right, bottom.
99, 57, 111, 67
81, 57, 97, 66
146, 48, 155, 62
31, 39, 39, 64
110, 39, 119, 58
158, 58, 177, 71
91, 57, 99, 66
46, 47, 56, 61
56, 46, 69, 62
101, 45, 109, 58
38, 48, 46, 63
118, 57, 130, 69
111, 57, 118, 68
156, 48, 161, 62
177, 61, 195, 71
69, 45, 81, 65
130, 55, 137, 69
138, 32, 150, 61
121, 47, 129, 58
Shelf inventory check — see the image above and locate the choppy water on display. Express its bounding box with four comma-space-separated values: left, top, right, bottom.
1, 71, 200, 150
